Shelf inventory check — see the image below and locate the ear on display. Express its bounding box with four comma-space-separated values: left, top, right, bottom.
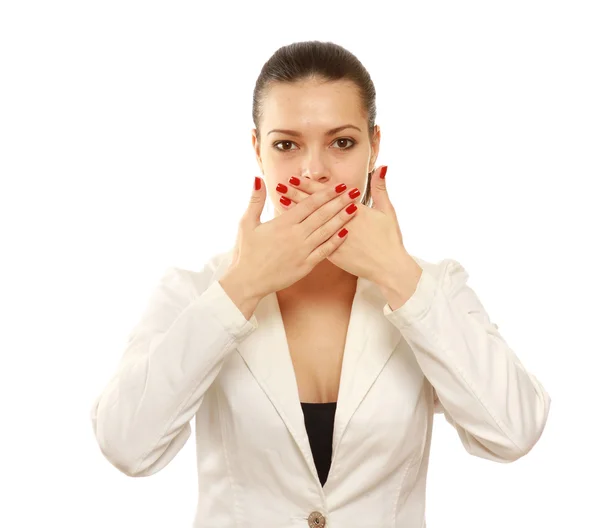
368, 125, 381, 173
251, 128, 264, 174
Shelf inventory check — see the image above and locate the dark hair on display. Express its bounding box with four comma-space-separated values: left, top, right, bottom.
252, 40, 377, 208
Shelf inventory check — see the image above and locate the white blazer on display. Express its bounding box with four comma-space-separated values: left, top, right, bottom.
90, 248, 551, 527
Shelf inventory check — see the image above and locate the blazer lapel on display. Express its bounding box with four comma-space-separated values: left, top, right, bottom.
235, 272, 404, 484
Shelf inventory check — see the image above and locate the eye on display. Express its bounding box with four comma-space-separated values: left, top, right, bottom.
332, 138, 355, 150
273, 140, 299, 152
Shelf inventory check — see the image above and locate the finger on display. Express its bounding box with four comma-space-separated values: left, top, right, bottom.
242, 175, 266, 227
276, 183, 309, 206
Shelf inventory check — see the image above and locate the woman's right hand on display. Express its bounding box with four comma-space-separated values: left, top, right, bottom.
228, 176, 360, 300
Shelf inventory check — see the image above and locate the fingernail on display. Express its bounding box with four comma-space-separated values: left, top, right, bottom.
380, 166, 388, 179
289, 176, 301, 185
254, 177, 261, 190
276, 183, 288, 193
280, 196, 291, 206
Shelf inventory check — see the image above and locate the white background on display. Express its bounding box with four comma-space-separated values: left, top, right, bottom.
1, 1, 598, 526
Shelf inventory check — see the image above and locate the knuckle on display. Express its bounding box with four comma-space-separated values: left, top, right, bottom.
296, 198, 310, 215
316, 206, 330, 224
336, 209, 349, 225
316, 223, 328, 240
316, 244, 328, 260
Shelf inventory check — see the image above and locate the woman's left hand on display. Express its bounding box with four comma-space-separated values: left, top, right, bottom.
276, 166, 412, 286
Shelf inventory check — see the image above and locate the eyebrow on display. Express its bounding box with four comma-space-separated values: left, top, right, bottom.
267, 124, 362, 137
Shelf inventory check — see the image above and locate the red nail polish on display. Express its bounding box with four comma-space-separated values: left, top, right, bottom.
380, 166, 388, 179
349, 188, 361, 199
276, 183, 288, 193
254, 177, 261, 190
289, 176, 300, 185
280, 196, 291, 206
338, 228, 348, 238
346, 203, 357, 214
335, 183, 347, 193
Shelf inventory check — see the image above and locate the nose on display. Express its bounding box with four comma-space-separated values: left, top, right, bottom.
301, 173, 330, 185
301, 161, 332, 184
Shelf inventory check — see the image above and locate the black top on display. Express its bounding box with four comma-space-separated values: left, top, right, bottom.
300, 401, 337, 487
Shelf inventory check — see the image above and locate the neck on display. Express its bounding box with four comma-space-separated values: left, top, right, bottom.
281, 260, 357, 297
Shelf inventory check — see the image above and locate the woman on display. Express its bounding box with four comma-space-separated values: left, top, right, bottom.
91, 41, 551, 527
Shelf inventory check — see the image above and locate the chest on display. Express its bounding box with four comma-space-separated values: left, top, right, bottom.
276, 291, 354, 404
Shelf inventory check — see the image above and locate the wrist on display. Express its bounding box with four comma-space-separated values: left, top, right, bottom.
226, 265, 264, 301
218, 266, 264, 321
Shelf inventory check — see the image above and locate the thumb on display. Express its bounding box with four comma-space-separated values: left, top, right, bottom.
370, 165, 394, 215
243, 176, 266, 227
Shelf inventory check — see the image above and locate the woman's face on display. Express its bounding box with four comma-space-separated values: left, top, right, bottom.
252, 78, 380, 217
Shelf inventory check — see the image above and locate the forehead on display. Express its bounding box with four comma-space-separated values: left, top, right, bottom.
262, 79, 365, 129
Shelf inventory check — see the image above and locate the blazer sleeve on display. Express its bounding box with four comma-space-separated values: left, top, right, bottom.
383, 257, 551, 463
90, 258, 258, 477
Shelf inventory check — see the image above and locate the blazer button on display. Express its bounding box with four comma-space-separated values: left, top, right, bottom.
308, 511, 326, 527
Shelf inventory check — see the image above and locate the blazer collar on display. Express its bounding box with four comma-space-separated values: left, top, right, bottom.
220, 249, 404, 487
